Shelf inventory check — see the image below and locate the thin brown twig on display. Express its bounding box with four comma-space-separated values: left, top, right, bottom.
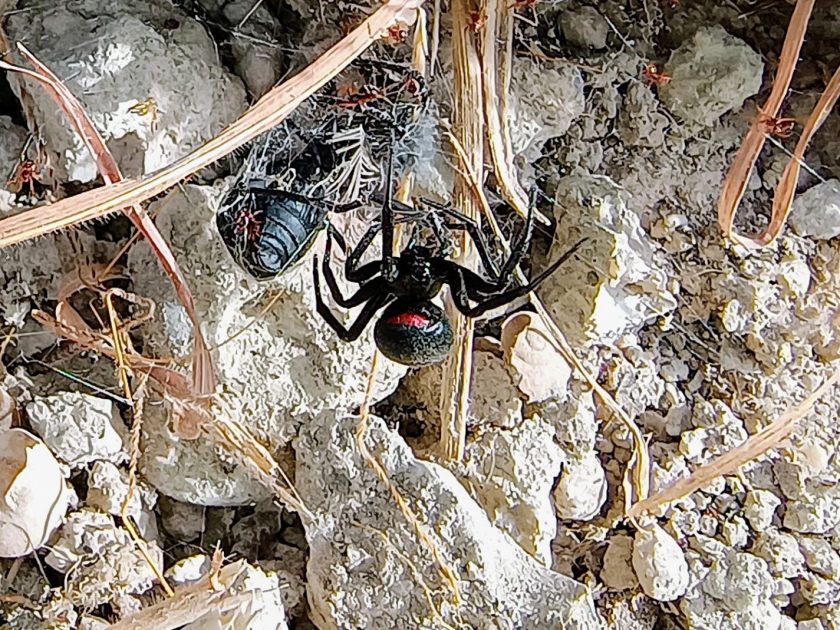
103, 291, 174, 597
717, 0, 823, 248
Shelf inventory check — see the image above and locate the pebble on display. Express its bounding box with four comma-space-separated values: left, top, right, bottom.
632, 523, 690, 601
559, 6, 610, 50
601, 534, 639, 591
789, 179, 840, 240
659, 25, 764, 126
743, 489, 782, 530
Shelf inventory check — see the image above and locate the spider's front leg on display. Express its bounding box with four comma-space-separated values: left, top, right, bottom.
417, 197, 502, 282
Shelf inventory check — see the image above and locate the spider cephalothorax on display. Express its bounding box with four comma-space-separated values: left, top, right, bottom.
313, 169, 585, 366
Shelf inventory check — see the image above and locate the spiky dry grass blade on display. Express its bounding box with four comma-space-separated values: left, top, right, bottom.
717, 0, 817, 247
120, 372, 174, 597
201, 400, 311, 518
627, 366, 840, 518
437, 0, 483, 462
0, 45, 216, 395
107, 559, 248, 630
0, 0, 425, 249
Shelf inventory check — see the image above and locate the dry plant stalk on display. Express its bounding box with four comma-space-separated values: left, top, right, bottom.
358, 523, 461, 630
107, 559, 248, 630
716, 0, 840, 248
353, 416, 462, 606
446, 102, 652, 510
628, 366, 840, 518
0, 0, 424, 249
103, 291, 175, 597
0, 44, 215, 395
480, 0, 529, 221
437, 0, 483, 462
204, 400, 311, 518
352, 15, 462, 610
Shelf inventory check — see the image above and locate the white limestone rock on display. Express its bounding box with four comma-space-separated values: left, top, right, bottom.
45, 510, 164, 612
26, 392, 127, 467
743, 489, 782, 531
750, 528, 806, 579
5, 0, 247, 182
86, 460, 159, 540
509, 56, 586, 163
0, 428, 73, 557
632, 523, 689, 602
296, 413, 601, 629
537, 172, 678, 347
681, 552, 780, 630
554, 452, 608, 521
789, 179, 840, 240
559, 6, 610, 50
463, 416, 563, 565
659, 26, 764, 126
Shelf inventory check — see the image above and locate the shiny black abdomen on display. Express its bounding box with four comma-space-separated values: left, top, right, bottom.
217, 188, 327, 280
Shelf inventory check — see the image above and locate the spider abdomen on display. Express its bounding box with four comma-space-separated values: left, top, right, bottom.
217, 188, 327, 280
374, 300, 453, 366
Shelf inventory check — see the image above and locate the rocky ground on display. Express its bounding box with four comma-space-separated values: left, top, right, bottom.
1, 0, 839, 628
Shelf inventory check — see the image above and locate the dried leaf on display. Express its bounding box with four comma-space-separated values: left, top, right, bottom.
500, 312, 571, 403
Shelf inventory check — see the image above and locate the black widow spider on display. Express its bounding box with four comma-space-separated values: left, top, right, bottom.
313, 164, 586, 367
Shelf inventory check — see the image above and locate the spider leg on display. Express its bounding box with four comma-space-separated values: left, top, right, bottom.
344, 222, 385, 283
447, 238, 587, 318
497, 198, 536, 284
313, 259, 390, 341
418, 197, 502, 281
438, 259, 502, 299
321, 236, 381, 308
380, 136, 397, 279
341, 213, 418, 283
